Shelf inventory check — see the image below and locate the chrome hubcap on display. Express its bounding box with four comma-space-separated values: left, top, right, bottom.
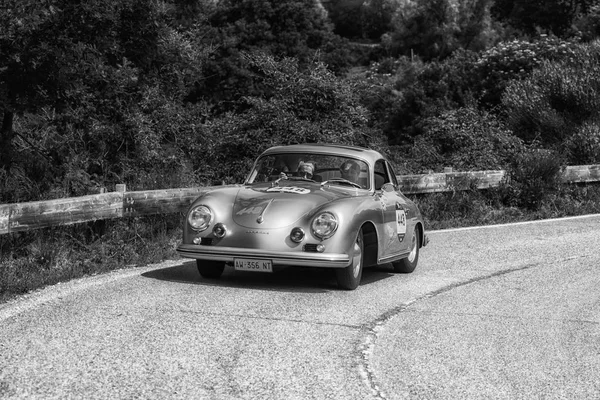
407, 232, 417, 263
352, 236, 362, 278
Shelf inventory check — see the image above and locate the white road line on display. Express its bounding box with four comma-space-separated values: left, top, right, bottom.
428, 213, 600, 234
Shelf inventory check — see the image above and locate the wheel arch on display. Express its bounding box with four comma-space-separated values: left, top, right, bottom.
415, 222, 424, 247
361, 221, 378, 267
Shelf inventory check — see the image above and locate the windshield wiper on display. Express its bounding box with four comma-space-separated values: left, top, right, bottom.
286, 176, 316, 182
271, 175, 315, 187
321, 178, 362, 189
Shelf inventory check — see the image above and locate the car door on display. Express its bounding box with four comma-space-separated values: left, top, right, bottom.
374, 159, 411, 261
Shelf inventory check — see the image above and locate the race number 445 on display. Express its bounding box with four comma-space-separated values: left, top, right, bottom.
396, 203, 407, 241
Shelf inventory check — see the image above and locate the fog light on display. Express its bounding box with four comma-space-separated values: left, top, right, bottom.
290, 227, 305, 243
212, 223, 227, 238
193, 237, 202, 245
316, 244, 325, 253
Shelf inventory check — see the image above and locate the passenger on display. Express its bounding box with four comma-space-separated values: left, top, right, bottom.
339, 160, 360, 183
296, 161, 314, 179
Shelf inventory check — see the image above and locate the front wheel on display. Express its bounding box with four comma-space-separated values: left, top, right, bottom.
336, 230, 364, 290
392, 226, 420, 273
197, 260, 225, 279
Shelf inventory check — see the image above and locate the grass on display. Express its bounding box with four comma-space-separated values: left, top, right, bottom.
1, 184, 599, 304
411, 183, 600, 230
0, 215, 182, 304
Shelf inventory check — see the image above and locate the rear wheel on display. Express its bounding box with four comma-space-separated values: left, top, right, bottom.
196, 260, 225, 279
392, 226, 420, 273
336, 230, 364, 290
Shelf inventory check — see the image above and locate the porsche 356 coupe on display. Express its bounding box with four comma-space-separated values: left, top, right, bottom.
177, 144, 428, 290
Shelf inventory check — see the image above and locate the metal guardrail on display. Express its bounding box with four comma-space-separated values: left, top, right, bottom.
1, 165, 599, 235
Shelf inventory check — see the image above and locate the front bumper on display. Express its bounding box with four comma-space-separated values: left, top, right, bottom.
176, 244, 351, 268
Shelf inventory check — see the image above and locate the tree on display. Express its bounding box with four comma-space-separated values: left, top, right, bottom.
502, 42, 600, 151
205, 53, 376, 183
390, 0, 459, 60
388, 0, 496, 60
324, 0, 400, 40
491, 0, 596, 37
0, 0, 214, 200
196, 0, 341, 110
0, 0, 127, 169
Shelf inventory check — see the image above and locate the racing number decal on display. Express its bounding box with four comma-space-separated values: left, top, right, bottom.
266, 186, 311, 194
396, 203, 407, 242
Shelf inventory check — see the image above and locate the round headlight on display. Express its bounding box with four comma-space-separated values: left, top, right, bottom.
311, 212, 338, 239
188, 205, 212, 231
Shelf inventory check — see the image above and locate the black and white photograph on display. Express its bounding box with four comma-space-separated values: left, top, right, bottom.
1, 0, 599, 398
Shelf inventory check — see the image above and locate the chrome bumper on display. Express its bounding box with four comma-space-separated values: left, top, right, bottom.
176, 244, 351, 268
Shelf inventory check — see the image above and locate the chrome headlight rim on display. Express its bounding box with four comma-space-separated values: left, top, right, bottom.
290, 227, 305, 243
311, 212, 338, 239
188, 205, 213, 232
212, 222, 227, 238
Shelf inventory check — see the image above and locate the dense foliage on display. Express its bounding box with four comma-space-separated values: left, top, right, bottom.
2, 0, 600, 206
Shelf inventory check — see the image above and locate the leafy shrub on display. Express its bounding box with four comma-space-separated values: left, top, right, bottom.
385, 49, 480, 144
564, 120, 600, 164
409, 187, 526, 230
407, 107, 525, 172
502, 41, 600, 147
0, 215, 181, 301
205, 53, 374, 183
388, 0, 496, 61
504, 148, 564, 210
476, 36, 578, 108
573, 4, 600, 41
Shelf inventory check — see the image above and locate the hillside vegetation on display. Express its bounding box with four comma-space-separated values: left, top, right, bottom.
2, 0, 600, 299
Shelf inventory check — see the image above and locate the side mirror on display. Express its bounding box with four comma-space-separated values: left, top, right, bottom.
381, 182, 396, 192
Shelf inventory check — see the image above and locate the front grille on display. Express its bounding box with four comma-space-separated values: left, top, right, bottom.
200, 237, 213, 245
303, 244, 319, 252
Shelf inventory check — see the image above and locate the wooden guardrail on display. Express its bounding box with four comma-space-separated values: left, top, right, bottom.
0, 187, 210, 235
1, 165, 599, 235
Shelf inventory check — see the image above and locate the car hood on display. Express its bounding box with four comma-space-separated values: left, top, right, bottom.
232, 182, 359, 229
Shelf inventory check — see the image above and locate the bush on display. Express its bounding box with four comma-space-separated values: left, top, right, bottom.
0, 215, 181, 301
504, 148, 564, 210
476, 36, 578, 108
407, 107, 525, 172
204, 53, 374, 183
574, 4, 600, 41
502, 41, 600, 148
564, 120, 600, 164
384, 49, 480, 144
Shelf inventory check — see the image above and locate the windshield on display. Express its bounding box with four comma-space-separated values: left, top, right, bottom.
246, 153, 370, 189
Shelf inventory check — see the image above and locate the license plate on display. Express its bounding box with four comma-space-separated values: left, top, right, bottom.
234, 258, 273, 273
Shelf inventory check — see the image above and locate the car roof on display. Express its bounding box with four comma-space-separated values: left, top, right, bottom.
260, 143, 385, 165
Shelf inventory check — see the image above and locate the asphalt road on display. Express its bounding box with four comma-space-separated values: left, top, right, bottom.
1, 215, 599, 399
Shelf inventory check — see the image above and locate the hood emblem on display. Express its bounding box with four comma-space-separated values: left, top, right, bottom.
256, 199, 274, 224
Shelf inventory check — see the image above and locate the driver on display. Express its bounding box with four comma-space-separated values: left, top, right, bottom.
339, 160, 360, 183
296, 161, 314, 179
279, 161, 314, 180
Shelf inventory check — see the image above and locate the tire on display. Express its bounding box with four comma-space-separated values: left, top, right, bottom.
196, 260, 225, 279
392, 226, 420, 273
336, 230, 364, 290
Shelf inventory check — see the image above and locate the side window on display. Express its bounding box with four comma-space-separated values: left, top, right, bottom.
386, 162, 399, 187
374, 159, 390, 190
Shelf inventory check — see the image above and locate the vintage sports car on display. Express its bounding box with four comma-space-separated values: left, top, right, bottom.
177, 144, 428, 290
